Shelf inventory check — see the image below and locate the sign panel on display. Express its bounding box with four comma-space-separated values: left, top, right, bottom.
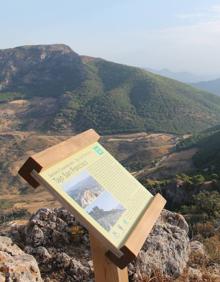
39, 142, 153, 249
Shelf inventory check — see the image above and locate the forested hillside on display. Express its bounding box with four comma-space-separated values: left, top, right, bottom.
1, 44, 220, 134
176, 125, 220, 170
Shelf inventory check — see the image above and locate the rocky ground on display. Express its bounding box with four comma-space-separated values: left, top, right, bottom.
1, 208, 218, 282
0, 236, 42, 281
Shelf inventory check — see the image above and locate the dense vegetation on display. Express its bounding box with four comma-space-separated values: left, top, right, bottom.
2, 45, 220, 134
176, 125, 220, 170
140, 126, 220, 267
143, 171, 220, 265
0, 208, 30, 224
178, 173, 220, 264
193, 132, 220, 169
55, 59, 220, 134
0, 92, 26, 102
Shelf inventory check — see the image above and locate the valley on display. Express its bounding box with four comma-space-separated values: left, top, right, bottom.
0, 127, 196, 216
1, 127, 220, 281
0, 44, 220, 281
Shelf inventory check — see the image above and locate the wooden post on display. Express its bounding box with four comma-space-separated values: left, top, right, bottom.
90, 233, 129, 282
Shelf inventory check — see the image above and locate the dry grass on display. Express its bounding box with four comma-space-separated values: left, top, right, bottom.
132, 269, 172, 282
204, 232, 220, 264
193, 222, 216, 239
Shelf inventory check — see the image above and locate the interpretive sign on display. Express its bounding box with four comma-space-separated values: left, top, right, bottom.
19, 129, 166, 282
39, 141, 152, 249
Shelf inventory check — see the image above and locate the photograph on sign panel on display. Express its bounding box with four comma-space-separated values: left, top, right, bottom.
85, 191, 126, 231
62, 171, 104, 208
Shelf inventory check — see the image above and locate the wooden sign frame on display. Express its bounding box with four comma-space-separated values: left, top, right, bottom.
19, 129, 166, 282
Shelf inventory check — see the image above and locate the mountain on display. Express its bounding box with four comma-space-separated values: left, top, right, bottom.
145, 68, 216, 83
192, 78, 220, 96
1, 44, 220, 134
0, 44, 85, 97
80, 190, 98, 208
64, 175, 103, 208
88, 206, 124, 231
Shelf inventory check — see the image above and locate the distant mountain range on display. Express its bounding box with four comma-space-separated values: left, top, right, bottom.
1, 44, 220, 134
192, 79, 220, 96
145, 68, 218, 83
88, 205, 124, 231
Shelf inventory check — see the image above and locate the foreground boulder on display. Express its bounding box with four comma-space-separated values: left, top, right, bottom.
10, 207, 190, 281
0, 235, 42, 282
130, 210, 189, 281
12, 208, 93, 282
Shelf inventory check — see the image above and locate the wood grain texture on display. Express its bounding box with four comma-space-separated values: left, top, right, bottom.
18, 129, 100, 187
32, 129, 100, 169
106, 193, 166, 268
90, 233, 129, 282
124, 193, 166, 255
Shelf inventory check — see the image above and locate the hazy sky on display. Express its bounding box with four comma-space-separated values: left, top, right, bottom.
1, 0, 220, 75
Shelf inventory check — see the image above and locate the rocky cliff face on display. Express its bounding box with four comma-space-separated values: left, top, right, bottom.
0, 44, 85, 96
1, 207, 195, 281
80, 190, 99, 208
0, 235, 42, 282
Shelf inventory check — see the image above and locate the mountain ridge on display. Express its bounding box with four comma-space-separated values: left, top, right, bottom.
145, 68, 218, 83
192, 78, 220, 96
1, 44, 220, 134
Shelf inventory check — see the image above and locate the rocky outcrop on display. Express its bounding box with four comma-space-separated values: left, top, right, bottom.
9, 207, 190, 281
0, 44, 85, 96
0, 235, 42, 282
81, 190, 99, 208
129, 210, 189, 281
12, 208, 92, 282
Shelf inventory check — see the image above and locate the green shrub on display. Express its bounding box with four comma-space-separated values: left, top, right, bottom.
0, 208, 30, 224
0, 199, 13, 209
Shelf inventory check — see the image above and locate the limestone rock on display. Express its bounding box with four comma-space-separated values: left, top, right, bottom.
12, 208, 191, 281
0, 44, 85, 95
189, 240, 206, 257
0, 236, 42, 282
187, 267, 203, 281
129, 210, 190, 280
